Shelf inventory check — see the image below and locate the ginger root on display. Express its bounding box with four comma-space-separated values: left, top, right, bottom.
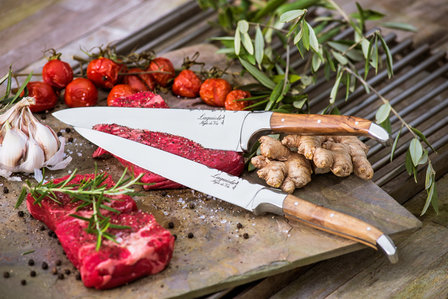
251, 136, 312, 193
251, 135, 374, 193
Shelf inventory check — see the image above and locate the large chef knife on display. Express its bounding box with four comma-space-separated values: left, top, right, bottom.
53, 108, 390, 151
72, 126, 398, 263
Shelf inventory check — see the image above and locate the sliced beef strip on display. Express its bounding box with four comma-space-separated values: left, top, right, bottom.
92, 124, 245, 189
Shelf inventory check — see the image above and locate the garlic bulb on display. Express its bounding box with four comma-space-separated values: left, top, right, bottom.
0, 97, 72, 180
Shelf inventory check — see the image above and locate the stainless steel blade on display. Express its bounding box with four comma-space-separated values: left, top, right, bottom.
54, 108, 258, 152
74, 127, 285, 212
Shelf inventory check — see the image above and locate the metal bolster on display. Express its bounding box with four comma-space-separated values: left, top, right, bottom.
368, 123, 391, 145
240, 112, 274, 152
249, 188, 286, 216
376, 234, 399, 264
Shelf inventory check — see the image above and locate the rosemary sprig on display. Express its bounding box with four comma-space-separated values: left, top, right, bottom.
15, 168, 145, 250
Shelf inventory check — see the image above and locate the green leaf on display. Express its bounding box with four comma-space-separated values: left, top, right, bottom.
378, 34, 394, 78
241, 32, 254, 55
330, 67, 343, 104
405, 149, 414, 176
10, 72, 33, 105
380, 117, 391, 134
269, 80, 284, 103
279, 9, 305, 23
1, 66, 13, 102
409, 138, 423, 167
234, 29, 241, 55
293, 27, 304, 44
240, 58, 275, 89
255, 25, 264, 66
345, 72, 351, 101
239, 58, 276, 89
425, 162, 435, 190
418, 149, 428, 165
331, 50, 348, 65
375, 102, 391, 124
390, 130, 401, 162
311, 52, 322, 72
301, 20, 310, 50
293, 97, 308, 109
381, 22, 417, 32
238, 20, 249, 33
306, 21, 319, 52
431, 183, 439, 214
411, 127, 435, 151
421, 182, 435, 215
15, 188, 29, 209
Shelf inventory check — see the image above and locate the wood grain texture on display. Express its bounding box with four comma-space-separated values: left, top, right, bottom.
270, 113, 372, 136
283, 194, 383, 248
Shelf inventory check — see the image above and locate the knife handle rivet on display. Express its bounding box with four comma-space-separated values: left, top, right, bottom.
367, 227, 371, 231
355, 121, 359, 125
317, 119, 322, 123
330, 213, 335, 217
294, 201, 299, 206
281, 118, 285, 122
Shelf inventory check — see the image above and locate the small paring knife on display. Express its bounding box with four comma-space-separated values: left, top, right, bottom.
66, 125, 398, 263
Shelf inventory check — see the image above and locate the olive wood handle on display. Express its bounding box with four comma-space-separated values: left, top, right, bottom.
283, 194, 383, 249
271, 113, 372, 136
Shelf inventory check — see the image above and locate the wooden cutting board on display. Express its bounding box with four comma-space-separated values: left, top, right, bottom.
0, 44, 421, 299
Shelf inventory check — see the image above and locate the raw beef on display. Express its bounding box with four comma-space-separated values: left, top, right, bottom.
107, 91, 169, 108
26, 173, 174, 289
92, 124, 245, 189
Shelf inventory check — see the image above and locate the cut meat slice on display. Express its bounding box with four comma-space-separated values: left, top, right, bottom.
26, 173, 174, 289
92, 124, 245, 190
56, 211, 174, 289
26, 173, 137, 231
107, 91, 169, 108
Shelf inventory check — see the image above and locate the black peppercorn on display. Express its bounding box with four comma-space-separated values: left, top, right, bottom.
21, 279, 27, 285
236, 223, 243, 229
30, 270, 36, 277
3, 272, 10, 278
28, 259, 35, 266
68, 137, 73, 143
243, 233, 249, 239
187, 232, 194, 239
75, 273, 81, 280
161, 191, 167, 197
57, 131, 62, 137
188, 202, 195, 209
64, 269, 71, 275
3, 187, 9, 194
173, 234, 177, 240
58, 273, 65, 280
40, 225, 46, 231
65, 128, 71, 133
41, 115, 46, 120
56, 260, 62, 266
18, 211, 25, 217
168, 222, 174, 229
41, 262, 48, 270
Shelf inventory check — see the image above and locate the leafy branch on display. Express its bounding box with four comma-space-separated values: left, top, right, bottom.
16, 168, 145, 250
200, 0, 436, 214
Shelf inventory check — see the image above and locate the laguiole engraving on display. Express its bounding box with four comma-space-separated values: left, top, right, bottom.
211, 173, 239, 190
198, 113, 225, 126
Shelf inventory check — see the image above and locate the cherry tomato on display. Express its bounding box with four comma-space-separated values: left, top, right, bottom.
107, 84, 136, 106
147, 57, 175, 87
20, 81, 58, 112
124, 68, 155, 92
42, 59, 73, 89
172, 69, 202, 98
64, 78, 98, 107
199, 78, 232, 107
224, 90, 252, 111
86, 57, 120, 89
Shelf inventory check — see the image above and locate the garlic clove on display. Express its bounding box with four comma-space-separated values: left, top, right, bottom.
32, 122, 60, 161
44, 136, 72, 170
17, 135, 45, 173
0, 126, 28, 169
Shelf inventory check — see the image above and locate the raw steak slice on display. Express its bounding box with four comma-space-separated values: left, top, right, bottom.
108, 91, 169, 108
92, 124, 245, 189
55, 211, 174, 289
26, 173, 174, 289
26, 173, 137, 231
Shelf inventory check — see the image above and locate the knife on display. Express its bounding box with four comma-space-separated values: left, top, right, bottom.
72, 126, 398, 263
53, 108, 390, 152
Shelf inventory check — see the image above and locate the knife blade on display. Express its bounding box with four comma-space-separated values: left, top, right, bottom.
73, 126, 398, 263
53, 108, 390, 152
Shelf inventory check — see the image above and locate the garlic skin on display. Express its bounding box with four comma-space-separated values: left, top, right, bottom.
0, 97, 72, 180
